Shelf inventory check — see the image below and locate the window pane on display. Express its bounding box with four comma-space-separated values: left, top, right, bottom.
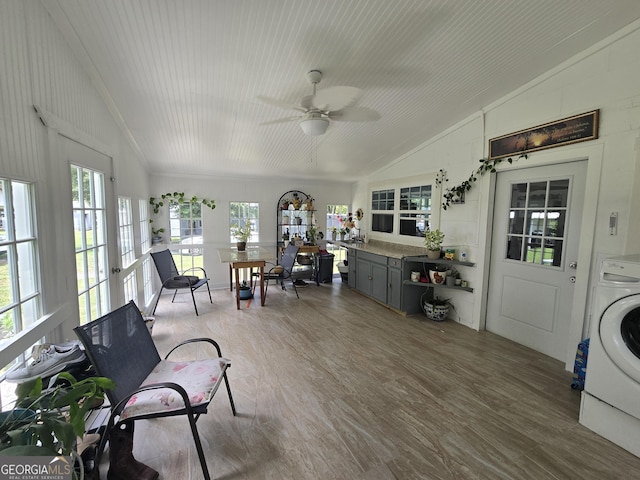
509, 210, 525, 234
17, 242, 37, 298
0, 180, 6, 242
507, 236, 524, 260
528, 182, 547, 208
12, 182, 33, 239
510, 183, 527, 208
549, 180, 569, 207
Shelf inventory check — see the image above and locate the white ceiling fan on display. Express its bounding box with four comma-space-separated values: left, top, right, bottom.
257, 70, 381, 136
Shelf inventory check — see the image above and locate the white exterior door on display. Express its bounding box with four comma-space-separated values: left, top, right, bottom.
62, 136, 119, 323
486, 161, 587, 360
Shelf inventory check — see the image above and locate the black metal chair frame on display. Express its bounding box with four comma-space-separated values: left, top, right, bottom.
263, 244, 300, 299
150, 249, 212, 315
74, 301, 236, 480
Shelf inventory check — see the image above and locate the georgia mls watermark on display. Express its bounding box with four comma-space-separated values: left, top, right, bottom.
0, 456, 73, 480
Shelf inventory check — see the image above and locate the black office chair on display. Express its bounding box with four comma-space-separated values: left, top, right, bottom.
74, 301, 236, 480
150, 249, 212, 315
264, 244, 300, 299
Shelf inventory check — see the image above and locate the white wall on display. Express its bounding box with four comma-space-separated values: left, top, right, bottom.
0, 1, 149, 358
150, 173, 352, 288
355, 19, 640, 359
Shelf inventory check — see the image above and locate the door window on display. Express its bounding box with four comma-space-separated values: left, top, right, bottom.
506, 179, 569, 267
72, 165, 110, 323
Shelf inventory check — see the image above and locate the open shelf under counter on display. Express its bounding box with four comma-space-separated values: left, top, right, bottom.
402, 279, 474, 293
403, 255, 475, 267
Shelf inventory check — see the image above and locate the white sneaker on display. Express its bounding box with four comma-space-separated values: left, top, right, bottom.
5, 342, 86, 383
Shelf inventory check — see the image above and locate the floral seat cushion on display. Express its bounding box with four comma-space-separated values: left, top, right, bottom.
120, 357, 230, 421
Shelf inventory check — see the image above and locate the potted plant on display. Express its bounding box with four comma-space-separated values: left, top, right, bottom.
281, 198, 291, 210
330, 226, 338, 241
231, 222, 252, 251
0, 373, 114, 464
446, 268, 460, 286
238, 280, 252, 300
282, 229, 290, 247
420, 293, 453, 322
424, 228, 445, 259
151, 227, 164, 244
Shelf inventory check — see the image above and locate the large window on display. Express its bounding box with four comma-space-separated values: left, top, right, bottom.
229, 202, 259, 243
0, 179, 40, 348
369, 174, 438, 241
170, 201, 203, 248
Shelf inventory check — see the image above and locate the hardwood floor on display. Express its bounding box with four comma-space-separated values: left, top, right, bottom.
122, 280, 640, 479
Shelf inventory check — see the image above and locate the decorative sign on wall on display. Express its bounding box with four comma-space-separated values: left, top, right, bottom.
489, 109, 599, 160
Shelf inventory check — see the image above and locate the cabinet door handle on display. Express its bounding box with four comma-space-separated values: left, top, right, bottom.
368, 276, 372, 280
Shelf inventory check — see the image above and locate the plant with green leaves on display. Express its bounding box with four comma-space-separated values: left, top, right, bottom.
424, 229, 445, 251
0, 373, 115, 457
441, 152, 528, 210
149, 192, 216, 215
231, 222, 252, 242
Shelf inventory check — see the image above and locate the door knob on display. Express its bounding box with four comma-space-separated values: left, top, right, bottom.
111, 267, 121, 274
569, 261, 577, 269
569, 276, 576, 283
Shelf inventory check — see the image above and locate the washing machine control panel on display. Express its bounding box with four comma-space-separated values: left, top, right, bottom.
601, 256, 640, 283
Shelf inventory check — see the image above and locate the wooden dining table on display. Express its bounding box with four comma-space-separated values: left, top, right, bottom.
217, 246, 276, 309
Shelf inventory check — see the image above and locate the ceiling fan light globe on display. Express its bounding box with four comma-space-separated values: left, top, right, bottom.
300, 117, 329, 136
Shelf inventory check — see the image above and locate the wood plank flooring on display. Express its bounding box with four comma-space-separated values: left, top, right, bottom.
118, 281, 640, 479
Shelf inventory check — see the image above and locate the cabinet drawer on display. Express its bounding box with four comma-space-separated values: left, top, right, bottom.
387, 257, 401, 269
357, 251, 385, 265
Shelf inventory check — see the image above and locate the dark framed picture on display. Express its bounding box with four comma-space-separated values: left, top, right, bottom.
489, 110, 599, 160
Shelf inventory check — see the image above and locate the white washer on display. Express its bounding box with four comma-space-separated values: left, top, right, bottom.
580, 254, 640, 457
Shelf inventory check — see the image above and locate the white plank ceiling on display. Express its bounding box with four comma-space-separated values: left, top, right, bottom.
46, 0, 640, 180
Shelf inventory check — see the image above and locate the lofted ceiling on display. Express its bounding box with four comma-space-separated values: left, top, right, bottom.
46, 0, 640, 181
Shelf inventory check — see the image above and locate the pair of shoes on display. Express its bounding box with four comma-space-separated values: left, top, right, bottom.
5, 341, 86, 383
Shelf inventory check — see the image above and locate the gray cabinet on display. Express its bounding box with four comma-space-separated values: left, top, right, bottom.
347, 249, 357, 288
387, 257, 402, 309
355, 251, 387, 303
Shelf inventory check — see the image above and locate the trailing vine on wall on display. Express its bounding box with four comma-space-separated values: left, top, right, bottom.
149, 192, 216, 235
440, 152, 528, 210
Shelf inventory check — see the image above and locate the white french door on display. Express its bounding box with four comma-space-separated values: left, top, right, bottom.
62, 136, 119, 323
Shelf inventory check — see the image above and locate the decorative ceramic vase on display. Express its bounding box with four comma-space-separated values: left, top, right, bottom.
423, 302, 450, 321
332, 232, 337, 241
426, 249, 441, 259
445, 276, 455, 286
292, 198, 302, 210
429, 269, 447, 284
236, 241, 246, 251
340, 233, 346, 241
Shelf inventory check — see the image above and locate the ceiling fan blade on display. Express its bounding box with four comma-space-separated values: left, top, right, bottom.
257, 95, 307, 113
329, 107, 381, 122
259, 116, 301, 126
312, 86, 362, 112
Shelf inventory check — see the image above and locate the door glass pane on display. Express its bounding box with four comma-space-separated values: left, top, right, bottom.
528, 182, 547, 208
510, 183, 527, 208
505, 178, 570, 267
72, 165, 110, 324
509, 210, 525, 234
507, 236, 523, 260
548, 180, 569, 207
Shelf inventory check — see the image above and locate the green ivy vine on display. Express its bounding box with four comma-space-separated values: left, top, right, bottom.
149, 193, 216, 236
441, 152, 528, 210
149, 192, 216, 215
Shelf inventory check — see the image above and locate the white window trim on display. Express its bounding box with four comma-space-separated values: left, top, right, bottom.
368, 173, 440, 246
